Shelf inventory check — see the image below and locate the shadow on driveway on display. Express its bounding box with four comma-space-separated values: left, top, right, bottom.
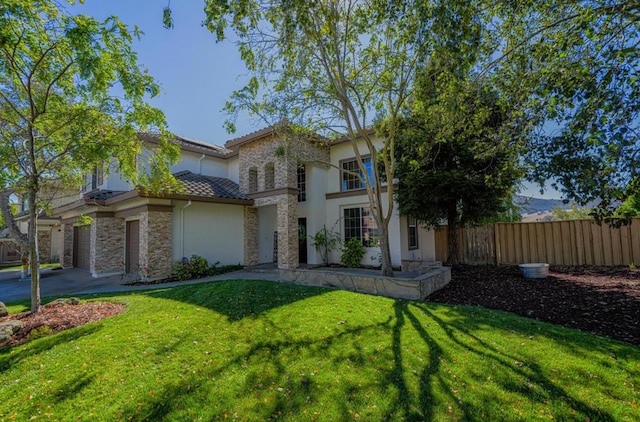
0, 267, 279, 303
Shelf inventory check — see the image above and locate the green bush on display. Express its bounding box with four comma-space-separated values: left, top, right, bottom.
172, 255, 210, 281
341, 238, 365, 268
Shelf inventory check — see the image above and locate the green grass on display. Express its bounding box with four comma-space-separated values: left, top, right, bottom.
0, 262, 61, 271
1, 280, 638, 421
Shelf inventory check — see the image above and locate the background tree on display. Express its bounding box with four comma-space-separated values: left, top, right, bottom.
393, 61, 524, 265
0, 0, 179, 312
551, 203, 593, 221
487, 0, 640, 221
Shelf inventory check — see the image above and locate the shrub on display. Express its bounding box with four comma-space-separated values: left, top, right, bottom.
341, 238, 365, 268
172, 255, 209, 281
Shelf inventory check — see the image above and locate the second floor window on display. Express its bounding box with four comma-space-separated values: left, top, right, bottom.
341, 156, 373, 191
83, 165, 104, 192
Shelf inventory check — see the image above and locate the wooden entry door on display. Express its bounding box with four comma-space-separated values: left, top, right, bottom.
73, 226, 90, 270
298, 218, 307, 265
125, 220, 140, 273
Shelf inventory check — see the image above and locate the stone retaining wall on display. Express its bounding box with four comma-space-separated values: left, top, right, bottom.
279, 267, 451, 300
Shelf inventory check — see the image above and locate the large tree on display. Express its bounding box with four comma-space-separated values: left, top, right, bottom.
0, 0, 179, 312
486, 0, 640, 220
178, 0, 445, 276
393, 63, 524, 265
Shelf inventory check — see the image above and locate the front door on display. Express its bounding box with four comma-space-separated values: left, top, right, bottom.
298, 218, 307, 265
125, 220, 140, 273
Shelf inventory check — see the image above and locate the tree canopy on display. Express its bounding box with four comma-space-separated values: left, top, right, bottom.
393, 60, 524, 264
487, 0, 640, 220
0, 0, 179, 311
193, 0, 448, 275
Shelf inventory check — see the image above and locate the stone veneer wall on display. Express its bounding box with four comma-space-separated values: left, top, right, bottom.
37, 229, 51, 263
238, 133, 329, 269
244, 206, 258, 266
90, 216, 125, 275
62, 223, 73, 268
139, 210, 173, 279
280, 266, 452, 300
276, 194, 299, 269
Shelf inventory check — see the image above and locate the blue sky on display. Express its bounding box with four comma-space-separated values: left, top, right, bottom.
71, 1, 561, 200
72, 0, 255, 145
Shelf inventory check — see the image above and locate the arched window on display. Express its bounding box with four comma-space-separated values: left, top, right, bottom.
248, 167, 258, 193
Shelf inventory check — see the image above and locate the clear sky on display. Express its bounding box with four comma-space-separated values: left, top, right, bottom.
71, 0, 562, 200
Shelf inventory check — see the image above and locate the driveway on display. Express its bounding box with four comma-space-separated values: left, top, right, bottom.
0, 266, 279, 303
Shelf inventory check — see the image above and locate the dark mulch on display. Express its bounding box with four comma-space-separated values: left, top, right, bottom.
428, 265, 640, 346
0, 301, 126, 348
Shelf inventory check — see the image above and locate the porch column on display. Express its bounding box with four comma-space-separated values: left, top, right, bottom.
277, 194, 298, 269
90, 214, 125, 277
244, 206, 258, 266
61, 222, 74, 268
139, 208, 173, 279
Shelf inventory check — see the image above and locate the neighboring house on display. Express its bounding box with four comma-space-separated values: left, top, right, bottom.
0, 227, 21, 266
42, 126, 436, 279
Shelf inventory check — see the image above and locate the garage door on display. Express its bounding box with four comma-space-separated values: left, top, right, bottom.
73, 226, 91, 270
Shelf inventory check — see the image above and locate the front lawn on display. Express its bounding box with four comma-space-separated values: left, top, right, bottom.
1, 280, 638, 421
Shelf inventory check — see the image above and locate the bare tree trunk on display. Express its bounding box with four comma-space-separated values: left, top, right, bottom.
447, 203, 460, 266
28, 187, 41, 312
378, 221, 393, 276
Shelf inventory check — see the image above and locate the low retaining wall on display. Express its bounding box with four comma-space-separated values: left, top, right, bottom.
279, 266, 451, 300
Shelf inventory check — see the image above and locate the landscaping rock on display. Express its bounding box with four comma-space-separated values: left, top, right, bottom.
0, 320, 23, 342
0, 302, 7, 317
47, 297, 81, 306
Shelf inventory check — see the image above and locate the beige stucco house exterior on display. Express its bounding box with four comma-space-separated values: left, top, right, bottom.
41, 126, 436, 279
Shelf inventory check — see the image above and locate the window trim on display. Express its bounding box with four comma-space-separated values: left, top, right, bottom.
340, 155, 373, 192
343, 205, 379, 248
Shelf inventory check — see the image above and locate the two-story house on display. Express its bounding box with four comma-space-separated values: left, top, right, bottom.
50, 125, 437, 279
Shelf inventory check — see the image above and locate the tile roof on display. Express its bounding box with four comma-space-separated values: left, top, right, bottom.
84, 190, 128, 201
174, 171, 248, 200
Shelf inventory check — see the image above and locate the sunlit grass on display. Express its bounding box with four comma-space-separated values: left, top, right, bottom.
1, 280, 638, 421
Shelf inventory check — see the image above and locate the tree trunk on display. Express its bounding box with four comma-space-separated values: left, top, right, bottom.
28, 188, 41, 313
447, 203, 460, 266
378, 221, 394, 276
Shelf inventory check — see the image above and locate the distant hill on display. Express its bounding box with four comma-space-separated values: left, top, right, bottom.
514, 195, 567, 215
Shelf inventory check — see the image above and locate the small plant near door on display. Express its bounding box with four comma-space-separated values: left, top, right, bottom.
310, 225, 341, 266
341, 238, 366, 268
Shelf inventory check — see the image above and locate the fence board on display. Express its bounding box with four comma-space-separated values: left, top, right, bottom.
434, 218, 640, 266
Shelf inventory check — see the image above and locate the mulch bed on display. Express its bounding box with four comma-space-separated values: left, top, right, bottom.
0, 301, 126, 348
428, 265, 640, 346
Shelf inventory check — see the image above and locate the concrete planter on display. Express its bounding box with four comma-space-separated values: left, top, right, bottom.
519, 263, 549, 279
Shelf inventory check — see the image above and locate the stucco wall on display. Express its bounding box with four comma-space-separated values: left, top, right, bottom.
398, 216, 437, 263
298, 164, 329, 265
172, 200, 245, 266
171, 150, 228, 178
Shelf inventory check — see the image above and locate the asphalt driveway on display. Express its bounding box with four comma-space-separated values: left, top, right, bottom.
0, 266, 279, 303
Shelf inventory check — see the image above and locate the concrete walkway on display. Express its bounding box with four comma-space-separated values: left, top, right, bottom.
0, 266, 279, 303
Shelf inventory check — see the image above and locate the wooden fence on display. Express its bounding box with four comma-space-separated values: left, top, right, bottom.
434, 218, 640, 266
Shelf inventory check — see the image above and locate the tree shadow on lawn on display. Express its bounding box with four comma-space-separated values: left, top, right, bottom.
117, 283, 634, 421
140, 279, 329, 321
0, 323, 103, 374
410, 301, 632, 421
